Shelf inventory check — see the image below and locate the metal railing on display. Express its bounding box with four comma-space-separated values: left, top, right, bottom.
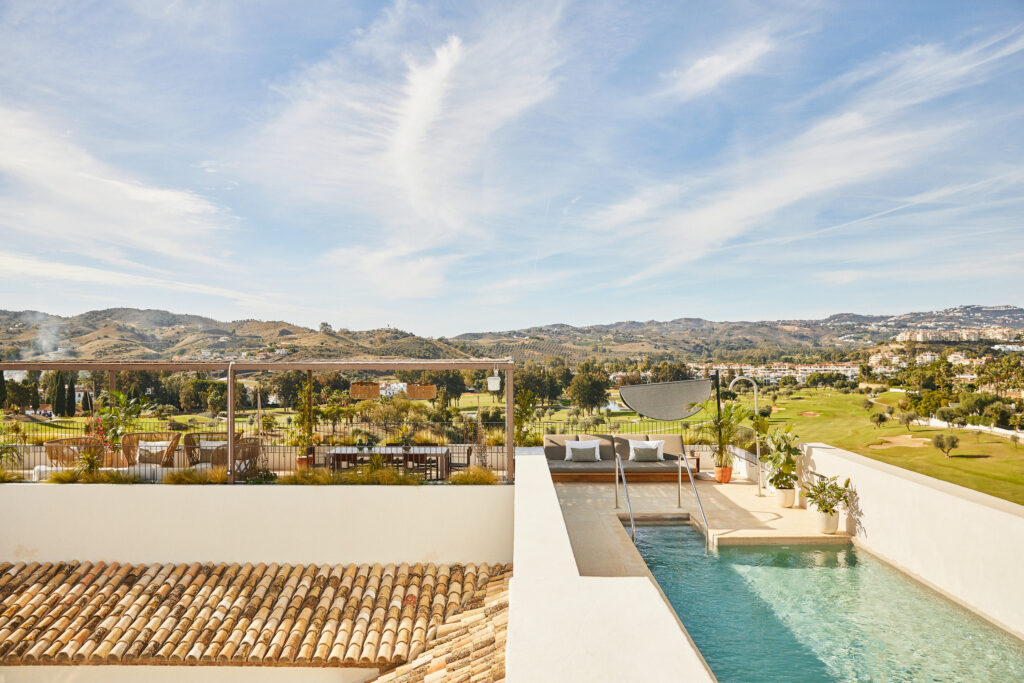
0, 418, 512, 482
614, 453, 636, 542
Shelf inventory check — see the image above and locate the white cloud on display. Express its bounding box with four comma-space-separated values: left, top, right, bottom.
661, 35, 773, 100
592, 27, 1024, 287
0, 106, 235, 267
0, 251, 255, 302
244, 1, 566, 273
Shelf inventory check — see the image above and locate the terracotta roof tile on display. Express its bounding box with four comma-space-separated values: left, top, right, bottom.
372, 571, 510, 683
0, 560, 510, 669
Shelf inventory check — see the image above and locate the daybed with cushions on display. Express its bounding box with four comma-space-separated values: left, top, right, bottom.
543, 433, 699, 482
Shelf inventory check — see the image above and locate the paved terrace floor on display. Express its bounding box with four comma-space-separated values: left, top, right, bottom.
556, 476, 851, 578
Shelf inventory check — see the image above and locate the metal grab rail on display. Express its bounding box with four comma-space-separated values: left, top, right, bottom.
614, 453, 636, 542
677, 445, 711, 550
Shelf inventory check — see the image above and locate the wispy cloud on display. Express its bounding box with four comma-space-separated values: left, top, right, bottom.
0, 106, 236, 268
660, 34, 774, 100
590, 26, 1024, 287
244, 1, 566, 273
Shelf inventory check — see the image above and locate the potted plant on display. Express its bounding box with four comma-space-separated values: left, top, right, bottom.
397, 425, 415, 452
801, 476, 852, 534
293, 377, 319, 470
710, 403, 751, 483
761, 426, 799, 507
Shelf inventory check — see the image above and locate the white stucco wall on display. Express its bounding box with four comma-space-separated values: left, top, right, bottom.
801, 443, 1024, 640
506, 450, 713, 682
0, 483, 513, 564
0, 665, 375, 683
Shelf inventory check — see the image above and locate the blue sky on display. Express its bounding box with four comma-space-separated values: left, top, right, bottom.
1, 1, 1023, 336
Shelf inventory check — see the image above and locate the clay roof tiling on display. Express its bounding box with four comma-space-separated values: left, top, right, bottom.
372, 571, 510, 683
0, 560, 511, 669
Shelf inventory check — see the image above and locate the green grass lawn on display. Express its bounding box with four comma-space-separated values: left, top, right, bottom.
756, 389, 1024, 506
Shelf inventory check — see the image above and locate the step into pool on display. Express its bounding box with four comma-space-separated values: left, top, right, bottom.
635, 525, 1024, 682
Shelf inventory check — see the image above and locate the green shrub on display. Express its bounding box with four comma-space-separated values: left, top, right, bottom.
164, 467, 230, 485
448, 466, 498, 485
0, 469, 22, 483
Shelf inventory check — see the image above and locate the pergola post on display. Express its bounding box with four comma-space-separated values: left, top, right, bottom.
227, 362, 236, 483
505, 364, 514, 483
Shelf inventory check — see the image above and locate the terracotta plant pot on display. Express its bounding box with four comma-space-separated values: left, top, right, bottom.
817, 511, 840, 534
296, 446, 315, 471
775, 488, 796, 508
714, 466, 733, 483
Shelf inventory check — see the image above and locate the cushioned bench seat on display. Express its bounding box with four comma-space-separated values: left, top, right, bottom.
547, 455, 698, 473
544, 433, 699, 482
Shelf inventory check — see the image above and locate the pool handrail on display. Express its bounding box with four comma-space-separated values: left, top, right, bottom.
679, 427, 712, 550
614, 453, 636, 542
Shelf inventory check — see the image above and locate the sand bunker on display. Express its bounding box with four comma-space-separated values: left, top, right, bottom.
799, 411, 820, 417
771, 406, 784, 413
869, 434, 931, 449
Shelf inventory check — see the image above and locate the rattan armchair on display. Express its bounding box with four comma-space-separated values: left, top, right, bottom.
43, 437, 106, 467
121, 432, 182, 467
183, 432, 241, 466
208, 437, 263, 480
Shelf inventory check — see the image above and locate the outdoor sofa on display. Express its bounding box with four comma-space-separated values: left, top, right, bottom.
543, 433, 699, 482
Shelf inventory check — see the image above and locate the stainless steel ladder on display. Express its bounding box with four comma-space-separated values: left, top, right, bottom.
678, 442, 711, 550
614, 453, 636, 542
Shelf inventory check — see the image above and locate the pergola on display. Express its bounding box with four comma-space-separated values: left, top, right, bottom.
0, 357, 517, 481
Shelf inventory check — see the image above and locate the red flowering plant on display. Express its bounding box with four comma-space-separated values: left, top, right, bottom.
85, 414, 113, 452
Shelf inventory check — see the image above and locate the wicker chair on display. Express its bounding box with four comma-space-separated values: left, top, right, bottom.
121, 432, 181, 467
44, 437, 106, 467
208, 437, 262, 480
183, 432, 241, 466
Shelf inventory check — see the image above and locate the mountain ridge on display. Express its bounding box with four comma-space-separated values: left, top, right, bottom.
1, 305, 1021, 364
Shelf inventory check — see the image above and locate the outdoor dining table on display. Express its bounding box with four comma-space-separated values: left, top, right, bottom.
323, 446, 451, 479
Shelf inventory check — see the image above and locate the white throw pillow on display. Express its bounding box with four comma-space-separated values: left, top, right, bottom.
199, 440, 227, 449
566, 439, 602, 461
627, 439, 647, 460
647, 439, 665, 460
627, 439, 665, 460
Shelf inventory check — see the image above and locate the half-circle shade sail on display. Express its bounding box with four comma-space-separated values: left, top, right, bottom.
619, 379, 712, 421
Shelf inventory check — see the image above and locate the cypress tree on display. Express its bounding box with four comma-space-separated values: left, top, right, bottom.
0, 370, 6, 408
53, 375, 66, 417
31, 383, 40, 411
66, 371, 77, 416
81, 391, 92, 414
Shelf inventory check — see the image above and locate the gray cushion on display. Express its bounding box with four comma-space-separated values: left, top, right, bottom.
633, 446, 660, 462
647, 434, 684, 458
578, 434, 615, 460
543, 434, 577, 460
570, 446, 599, 462
612, 434, 642, 459
547, 456, 694, 474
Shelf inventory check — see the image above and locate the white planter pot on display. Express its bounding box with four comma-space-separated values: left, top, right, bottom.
775, 488, 796, 508
816, 510, 839, 534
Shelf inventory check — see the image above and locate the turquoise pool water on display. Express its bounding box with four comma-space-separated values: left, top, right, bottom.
635, 525, 1024, 682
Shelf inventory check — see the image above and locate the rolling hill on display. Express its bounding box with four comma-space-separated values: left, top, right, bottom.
1, 305, 1021, 364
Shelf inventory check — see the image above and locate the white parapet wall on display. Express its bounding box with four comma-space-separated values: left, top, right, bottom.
0, 483, 513, 565
801, 443, 1024, 640
506, 450, 713, 682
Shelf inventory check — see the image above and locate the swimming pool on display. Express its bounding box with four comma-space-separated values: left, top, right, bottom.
635, 525, 1024, 682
